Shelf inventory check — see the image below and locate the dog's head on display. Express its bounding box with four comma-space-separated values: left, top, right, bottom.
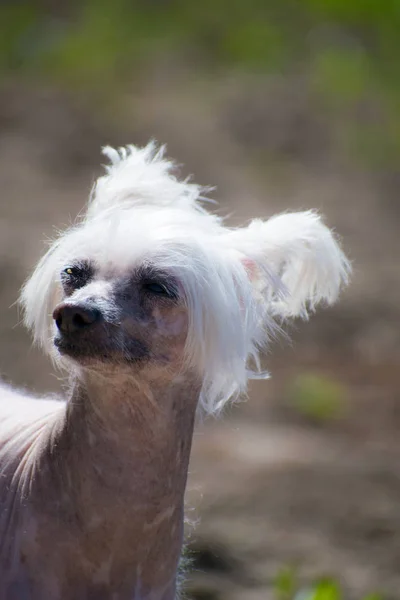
21, 143, 350, 413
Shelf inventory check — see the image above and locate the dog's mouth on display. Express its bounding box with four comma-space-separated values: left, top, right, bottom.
54, 333, 101, 362
54, 332, 149, 364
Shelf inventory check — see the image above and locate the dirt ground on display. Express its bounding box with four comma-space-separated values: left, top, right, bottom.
0, 81, 399, 599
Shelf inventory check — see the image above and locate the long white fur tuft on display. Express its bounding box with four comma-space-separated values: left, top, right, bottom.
87, 142, 213, 220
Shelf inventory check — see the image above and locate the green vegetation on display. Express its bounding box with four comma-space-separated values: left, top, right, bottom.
288, 373, 347, 423
274, 567, 382, 600
1, 0, 400, 78
0, 1, 398, 160
1, 0, 400, 164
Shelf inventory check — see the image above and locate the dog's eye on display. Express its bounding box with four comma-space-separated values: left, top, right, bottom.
143, 281, 175, 298
61, 265, 91, 290
63, 266, 83, 279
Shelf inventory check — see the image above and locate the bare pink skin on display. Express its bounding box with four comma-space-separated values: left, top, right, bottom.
0, 369, 200, 599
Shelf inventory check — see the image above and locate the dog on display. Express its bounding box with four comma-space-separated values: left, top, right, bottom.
0, 142, 350, 599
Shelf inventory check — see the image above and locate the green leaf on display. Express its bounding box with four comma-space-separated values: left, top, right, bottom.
274, 566, 297, 599
288, 373, 347, 423
310, 579, 342, 600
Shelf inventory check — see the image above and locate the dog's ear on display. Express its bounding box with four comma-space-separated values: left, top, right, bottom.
226, 211, 350, 319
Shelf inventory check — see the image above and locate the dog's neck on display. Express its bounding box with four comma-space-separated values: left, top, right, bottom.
45, 368, 201, 599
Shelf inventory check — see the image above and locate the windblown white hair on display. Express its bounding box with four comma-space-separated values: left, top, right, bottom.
21, 143, 350, 415
89, 142, 212, 218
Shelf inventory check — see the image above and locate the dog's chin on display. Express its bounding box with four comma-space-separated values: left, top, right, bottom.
54, 336, 103, 367
53, 334, 149, 367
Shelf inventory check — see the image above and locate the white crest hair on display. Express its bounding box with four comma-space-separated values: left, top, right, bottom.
21, 143, 351, 415
88, 142, 212, 219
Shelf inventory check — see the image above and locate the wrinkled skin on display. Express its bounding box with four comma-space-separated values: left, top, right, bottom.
0, 261, 201, 599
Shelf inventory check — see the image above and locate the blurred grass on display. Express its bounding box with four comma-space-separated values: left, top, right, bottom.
274, 567, 382, 600
288, 373, 348, 423
1, 0, 400, 164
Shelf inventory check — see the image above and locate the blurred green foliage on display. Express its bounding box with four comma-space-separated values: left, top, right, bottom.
288, 373, 347, 423
275, 566, 298, 600
1, 0, 400, 162
274, 567, 382, 600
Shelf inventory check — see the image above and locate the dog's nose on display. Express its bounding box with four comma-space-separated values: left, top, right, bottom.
53, 303, 101, 334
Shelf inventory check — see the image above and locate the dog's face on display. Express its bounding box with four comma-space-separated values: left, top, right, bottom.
21, 144, 349, 412
52, 257, 188, 375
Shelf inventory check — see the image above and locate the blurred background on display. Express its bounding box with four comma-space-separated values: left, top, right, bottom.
0, 1, 399, 598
